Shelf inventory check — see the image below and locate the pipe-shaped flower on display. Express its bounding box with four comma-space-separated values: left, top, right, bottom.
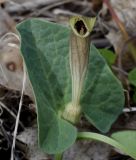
62, 16, 96, 124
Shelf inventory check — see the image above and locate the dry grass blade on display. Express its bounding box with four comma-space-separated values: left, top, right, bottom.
123, 107, 136, 112
10, 64, 26, 160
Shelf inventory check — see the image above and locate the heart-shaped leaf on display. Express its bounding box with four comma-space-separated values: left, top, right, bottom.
81, 45, 124, 132
17, 18, 124, 153
17, 19, 77, 154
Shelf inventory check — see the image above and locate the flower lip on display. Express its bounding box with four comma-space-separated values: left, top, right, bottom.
70, 16, 96, 38
74, 20, 87, 36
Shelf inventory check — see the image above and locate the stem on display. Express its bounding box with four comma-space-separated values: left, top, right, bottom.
54, 153, 63, 160
77, 132, 130, 158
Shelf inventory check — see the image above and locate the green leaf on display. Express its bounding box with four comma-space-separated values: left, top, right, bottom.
111, 131, 136, 159
128, 68, 136, 86
17, 18, 124, 153
99, 49, 116, 65
133, 90, 136, 103
17, 19, 77, 154
81, 45, 124, 133
128, 68, 136, 103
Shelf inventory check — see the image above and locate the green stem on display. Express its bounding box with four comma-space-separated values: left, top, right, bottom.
54, 153, 63, 160
77, 132, 126, 154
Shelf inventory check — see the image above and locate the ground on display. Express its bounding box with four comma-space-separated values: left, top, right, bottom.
0, 0, 136, 160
